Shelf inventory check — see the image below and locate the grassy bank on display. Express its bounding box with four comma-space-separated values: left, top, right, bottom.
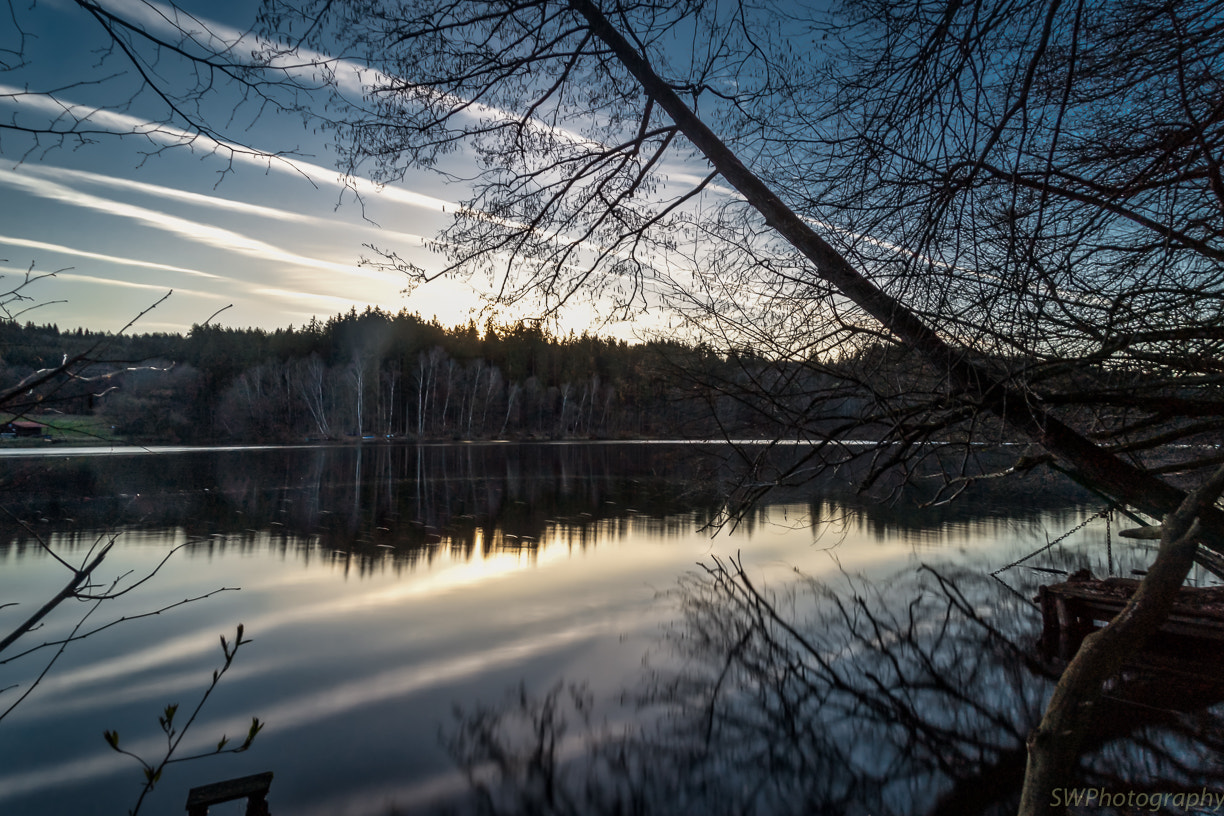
1, 414, 122, 445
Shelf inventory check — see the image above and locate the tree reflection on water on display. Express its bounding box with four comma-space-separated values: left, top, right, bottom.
0, 444, 729, 569
5, 443, 1221, 813
0, 442, 1085, 562
440, 559, 1224, 816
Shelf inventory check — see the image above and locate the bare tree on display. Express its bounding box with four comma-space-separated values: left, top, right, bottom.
291, 353, 333, 438
8, 0, 1224, 807
251, 0, 1222, 538
1, 0, 331, 172
247, 0, 1224, 809
442, 556, 1224, 816
6, 1, 1216, 519
349, 349, 367, 435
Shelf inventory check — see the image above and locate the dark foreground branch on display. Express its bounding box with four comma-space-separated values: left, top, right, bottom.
1019, 462, 1224, 815
566, 0, 1224, 553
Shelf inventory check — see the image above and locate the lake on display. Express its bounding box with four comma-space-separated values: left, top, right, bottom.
1, 442, 1219, 815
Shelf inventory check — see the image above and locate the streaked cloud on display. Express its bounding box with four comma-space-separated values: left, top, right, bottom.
248, 286, 380, 312
0, 81, 453, 215
15, 165, 435, 249
0, 167, 406, 282
0, 235, 219, 278
0, 1, 642, 332
101, 0, 593, 150
20, 165, 324, 224
53, 272, 228, 300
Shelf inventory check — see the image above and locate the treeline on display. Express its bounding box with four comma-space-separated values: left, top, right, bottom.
0, 308, 744, 443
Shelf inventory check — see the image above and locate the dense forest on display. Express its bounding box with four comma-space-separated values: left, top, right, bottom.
0, 308, 807, 444
3, 307, 1149, 463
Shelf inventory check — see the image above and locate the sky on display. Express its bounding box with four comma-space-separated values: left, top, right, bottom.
0, 0, 621, 337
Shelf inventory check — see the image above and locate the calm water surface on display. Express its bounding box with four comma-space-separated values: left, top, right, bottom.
0, 443, 1214, 815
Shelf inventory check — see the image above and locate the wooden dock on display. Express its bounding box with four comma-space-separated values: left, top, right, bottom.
1038, 574, 1224, 661
1035, 573, 1224, 712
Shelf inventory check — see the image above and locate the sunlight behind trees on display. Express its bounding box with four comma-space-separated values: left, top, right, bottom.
4, 0, 1224, 812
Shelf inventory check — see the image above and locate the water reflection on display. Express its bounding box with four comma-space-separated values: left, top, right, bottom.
3, 443, 1195, 816
0, 444, 732, 567
440, 559, 1224, 816
0, 443, 1089, 566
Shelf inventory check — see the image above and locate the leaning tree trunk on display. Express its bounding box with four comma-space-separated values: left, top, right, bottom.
1017, 463, 1224, 814
568, 0, 1224, 553
563, 4, 1224, 811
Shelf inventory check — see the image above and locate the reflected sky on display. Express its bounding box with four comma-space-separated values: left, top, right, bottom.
0, 442, 1144, 815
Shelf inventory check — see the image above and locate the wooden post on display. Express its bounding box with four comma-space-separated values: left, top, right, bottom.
185, 771, 273, 816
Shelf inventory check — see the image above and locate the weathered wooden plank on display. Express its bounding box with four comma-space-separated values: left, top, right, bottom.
185, 771, 273, 816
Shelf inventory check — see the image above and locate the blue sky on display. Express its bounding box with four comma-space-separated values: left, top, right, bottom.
0, 0, 600, 336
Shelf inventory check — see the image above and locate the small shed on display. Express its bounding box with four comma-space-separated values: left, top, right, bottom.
0, 420, 44, 437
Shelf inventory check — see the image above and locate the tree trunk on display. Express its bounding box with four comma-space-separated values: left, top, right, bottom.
567, 0, 1224, 552
1018, 463, 1224, 814
467, 363, 482, 437
501, 382, 519, 437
